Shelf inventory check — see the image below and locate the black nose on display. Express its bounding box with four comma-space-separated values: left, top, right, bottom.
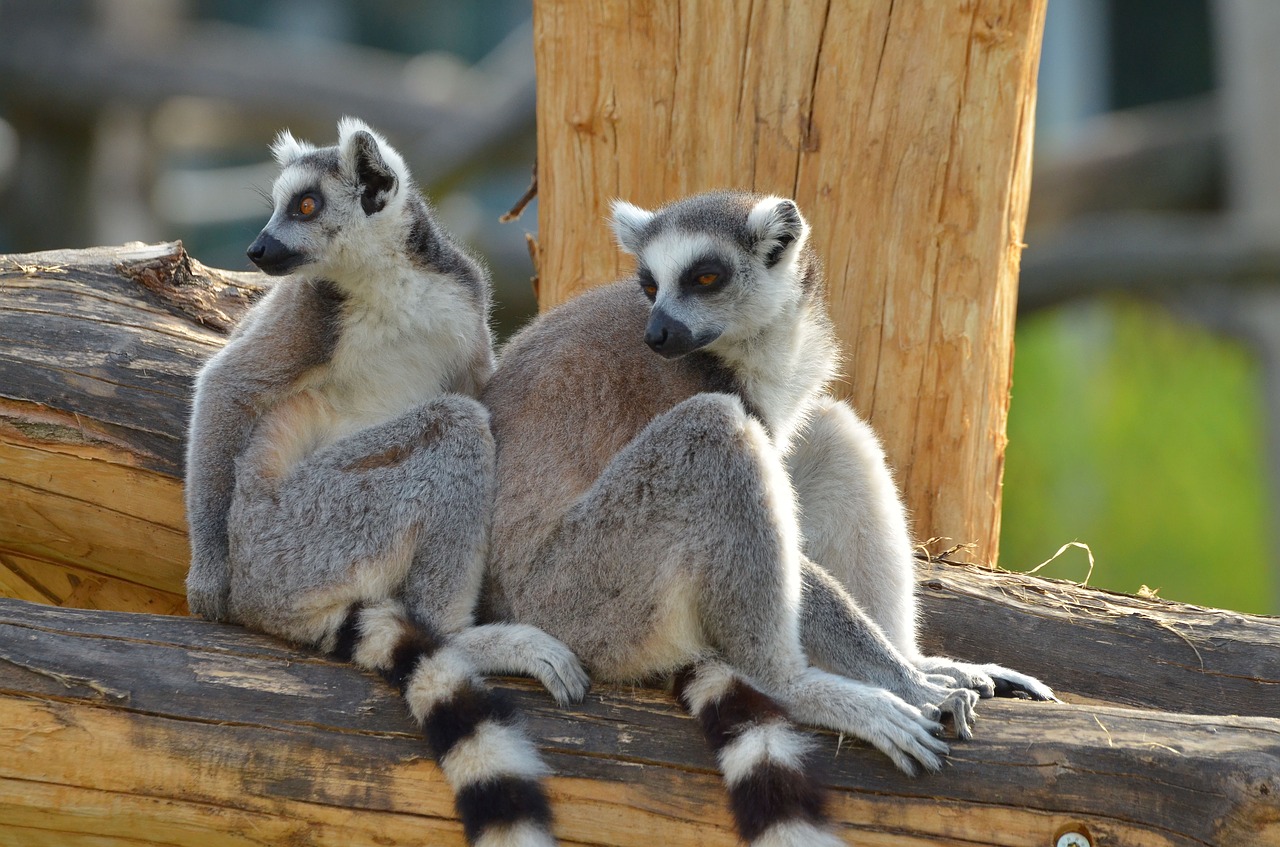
246, 232, 306, 276
644, 310, 699, 359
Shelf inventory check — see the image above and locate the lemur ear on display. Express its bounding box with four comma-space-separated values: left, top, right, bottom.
270, 129, 314, 168
609, 200, 656, 255
346, 131, 397, 215
746, 197, 809, 268
338, 118, 403, 216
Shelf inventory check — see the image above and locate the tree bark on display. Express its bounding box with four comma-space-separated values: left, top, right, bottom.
531, 0, 1047, 563
2, 598, 1277, 847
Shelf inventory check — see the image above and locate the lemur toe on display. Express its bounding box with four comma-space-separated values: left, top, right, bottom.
992, 676, 1058, 702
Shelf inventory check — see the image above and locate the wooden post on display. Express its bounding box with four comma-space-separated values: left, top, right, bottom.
533, 1, 1047, 563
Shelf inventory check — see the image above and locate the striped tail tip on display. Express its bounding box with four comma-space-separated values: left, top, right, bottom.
329, 602, 558, 846
414, 662, 556, 845
675, 663, 840, 847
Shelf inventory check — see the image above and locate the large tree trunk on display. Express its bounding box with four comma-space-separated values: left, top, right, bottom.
531, 0, 1046, 563
1, 242, 1278, 845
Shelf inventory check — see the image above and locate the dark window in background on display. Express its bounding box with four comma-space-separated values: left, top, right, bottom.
1109, 0, 1216, 108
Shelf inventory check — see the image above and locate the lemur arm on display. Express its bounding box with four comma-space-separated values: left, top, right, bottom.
184, 283, 341, 620
798, 557, 981, 734
798, 558, 922, 689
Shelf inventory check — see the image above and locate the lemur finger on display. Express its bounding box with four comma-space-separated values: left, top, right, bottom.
933, 666, 996, 698
925, 673, 959, 689
889, 731, 945, 774
863, 720, 940, 776
882, 703, 950, 758
941, 690, 978, 741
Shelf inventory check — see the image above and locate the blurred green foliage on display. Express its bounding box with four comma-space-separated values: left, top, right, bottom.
1001, 298, 1275, 615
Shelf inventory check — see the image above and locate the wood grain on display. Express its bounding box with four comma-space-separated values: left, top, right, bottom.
2, 598, 1277, 847
0, 242, 257, 611
919, 560, 1280, 718
532, 0, 1047, 563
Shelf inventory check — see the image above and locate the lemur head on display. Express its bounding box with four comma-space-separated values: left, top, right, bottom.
247, 117, 412, 277
610, 191, 814, 359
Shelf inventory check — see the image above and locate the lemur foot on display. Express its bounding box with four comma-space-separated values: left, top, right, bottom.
916, 657, 1058, 703
515, 634, 592, 706
537, 645, 592, 706
186, 566, 231, 623
783, 672, 951, 777
984, 665, 1058, 702
452, 623, 591, 706
857, 688, 953, 776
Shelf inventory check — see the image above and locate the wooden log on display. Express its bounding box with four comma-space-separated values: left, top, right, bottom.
917, 560, 1280, 719
0, 242, 260, 613
531, 0, 1047, 563
2, 243, 1280, 843
2, 242, 1279, 720
2, 598, 1277, 847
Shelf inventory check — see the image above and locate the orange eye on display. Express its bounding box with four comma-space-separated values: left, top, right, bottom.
642, 284, 657, 297
298, 195, 317, 217
697, 272, 719, 286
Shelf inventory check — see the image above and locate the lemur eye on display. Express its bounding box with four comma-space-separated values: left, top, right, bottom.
297, 195, 318, 217
696, 272, 719, 286
641, 283, 657, 299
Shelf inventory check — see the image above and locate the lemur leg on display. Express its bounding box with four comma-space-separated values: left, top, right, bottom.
516, 393, 949, 778
228, 394, 587, 704
185, 283, 343, 622
228, 395, 564, 846
787, 396, 1056, 702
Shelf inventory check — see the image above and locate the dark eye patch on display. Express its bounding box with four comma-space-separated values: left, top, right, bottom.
680, 257, 731, 294
637, 267, 658, 301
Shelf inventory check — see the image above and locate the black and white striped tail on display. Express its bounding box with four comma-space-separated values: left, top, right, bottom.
674, 661, 843, 847
331, 600, 557, 847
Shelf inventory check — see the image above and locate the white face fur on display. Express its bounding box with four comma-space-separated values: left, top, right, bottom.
247, 118, 411, 280
609, 195, 812, 359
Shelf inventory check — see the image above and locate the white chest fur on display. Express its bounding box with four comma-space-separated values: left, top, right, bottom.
716, 307, 839, 452
306, 269, 477, 438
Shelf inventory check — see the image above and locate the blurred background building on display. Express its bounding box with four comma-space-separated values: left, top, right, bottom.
0, 0, 1275, 613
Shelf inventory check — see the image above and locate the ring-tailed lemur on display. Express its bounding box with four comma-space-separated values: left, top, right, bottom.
481, 191, 1055, 847
184, 118, 588, 847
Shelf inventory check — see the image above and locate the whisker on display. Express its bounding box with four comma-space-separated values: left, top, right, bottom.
249, 183, 274, 208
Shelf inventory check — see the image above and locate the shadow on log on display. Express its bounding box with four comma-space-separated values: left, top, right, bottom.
1, 242, 1279, 845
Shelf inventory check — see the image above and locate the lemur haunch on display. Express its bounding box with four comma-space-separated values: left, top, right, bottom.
482, 191, 1055, 847
184, 118, 587, 847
